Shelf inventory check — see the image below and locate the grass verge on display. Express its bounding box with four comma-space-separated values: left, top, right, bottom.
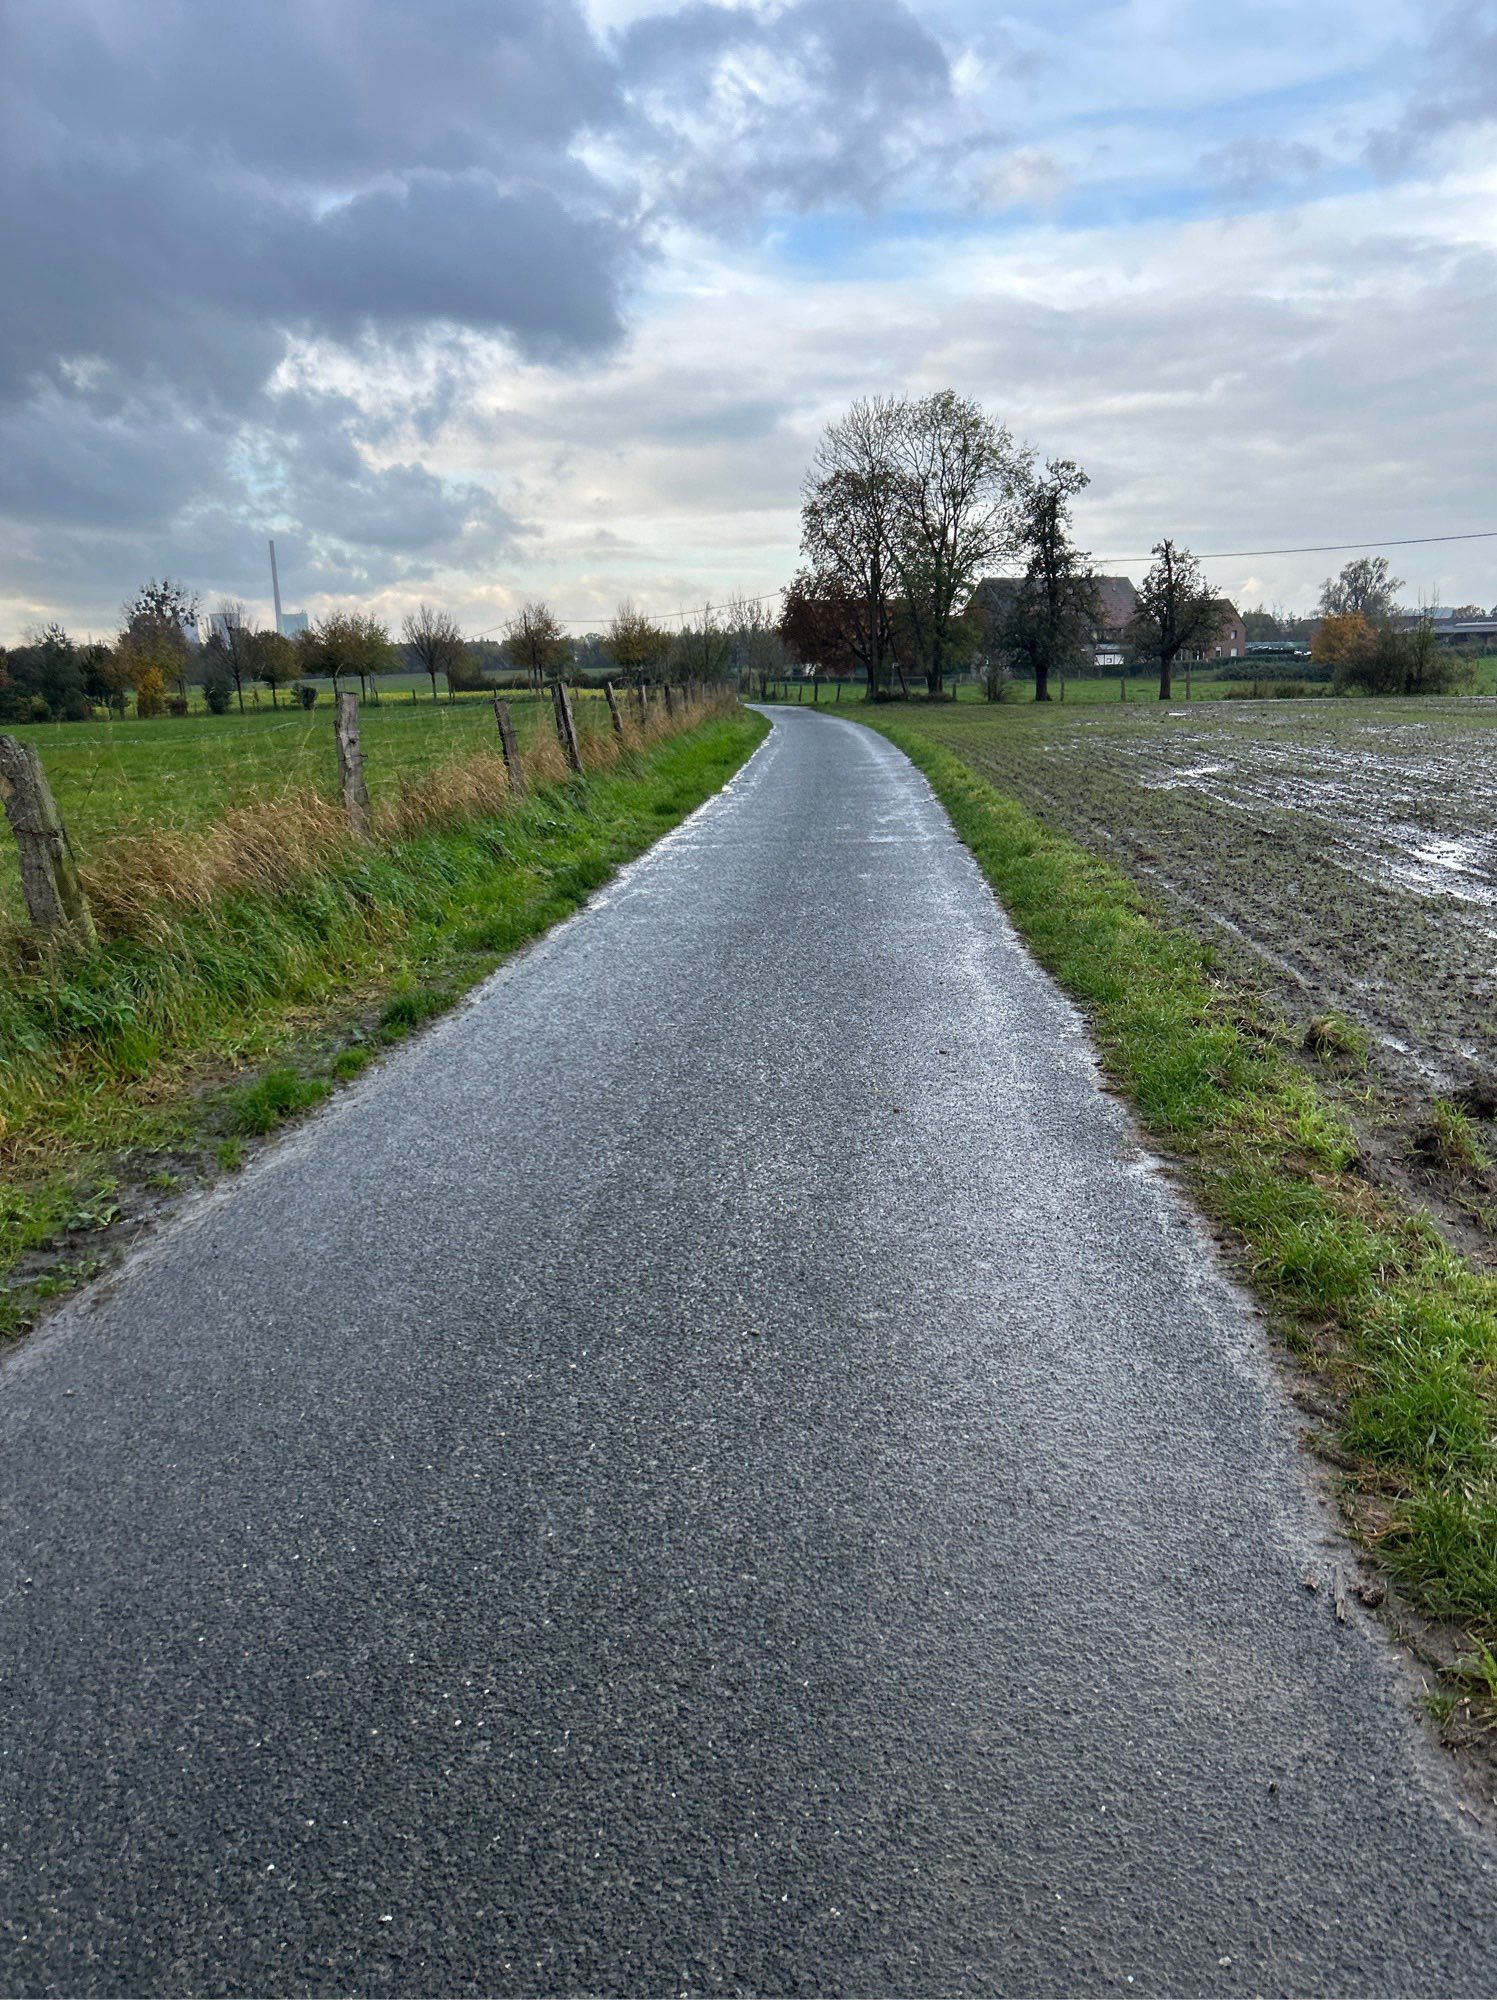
845, 709, 1497, 1678
0, 704, 767, 1339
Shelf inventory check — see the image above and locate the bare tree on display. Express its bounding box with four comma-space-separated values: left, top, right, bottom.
724, 591, 786, 694
206, 601, 256, 711
402, 604, 468, 703
502, 602, 568, 691
669, 602, 731, 682
1127, 541, 1227, 700
888, 391, 1029, 697
801, 396, 903, 697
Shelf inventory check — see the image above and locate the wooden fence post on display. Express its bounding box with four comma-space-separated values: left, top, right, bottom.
334, 690, 371, 837
662, 682, 675, 718
493, 697, 524, 792
0, 735, 97, 946
603, 681, 625, 741
551, 679, 583, 773
636, 684, 649, 719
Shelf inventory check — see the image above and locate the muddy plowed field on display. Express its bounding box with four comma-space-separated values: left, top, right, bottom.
899, 697, 1497, 1096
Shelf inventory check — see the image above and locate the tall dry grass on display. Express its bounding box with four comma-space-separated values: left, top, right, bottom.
68, 686, 734, 944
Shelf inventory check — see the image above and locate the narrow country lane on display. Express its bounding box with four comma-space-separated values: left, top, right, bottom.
1, 706, 1493, 1996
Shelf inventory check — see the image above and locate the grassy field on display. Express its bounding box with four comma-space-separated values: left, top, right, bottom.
761, 652, 1497, 706
0, 692, 621, 921
836, 695, 1497, 1735
0, 696, 767, 1341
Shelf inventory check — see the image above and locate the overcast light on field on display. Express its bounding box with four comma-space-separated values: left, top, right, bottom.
2, 0, 1493, 641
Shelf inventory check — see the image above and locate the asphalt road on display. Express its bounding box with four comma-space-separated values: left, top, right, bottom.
2, 706, 1494, 1996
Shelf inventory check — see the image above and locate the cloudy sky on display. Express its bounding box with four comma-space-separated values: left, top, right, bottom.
2, 0, 1494, 643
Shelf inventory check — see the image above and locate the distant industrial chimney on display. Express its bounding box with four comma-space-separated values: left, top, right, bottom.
268, 538, 284, 636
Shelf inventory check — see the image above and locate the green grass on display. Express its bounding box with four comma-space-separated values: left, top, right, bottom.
0, 706, 768, 1337
839, 704, 1497, 1643
223, 1069, 333, 1136
795, 653, 1497, 706
0, 694, 621, 918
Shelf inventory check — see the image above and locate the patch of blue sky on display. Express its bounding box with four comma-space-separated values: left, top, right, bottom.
762, 149, 1381, 281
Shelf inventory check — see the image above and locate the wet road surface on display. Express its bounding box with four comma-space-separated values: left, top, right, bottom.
1, 707, 1494, 1995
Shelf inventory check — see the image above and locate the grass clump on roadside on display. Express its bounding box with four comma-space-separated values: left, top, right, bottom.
0, 700, 766, 1335
848, 708, 1497, 1655
223, 1069, 332, 1136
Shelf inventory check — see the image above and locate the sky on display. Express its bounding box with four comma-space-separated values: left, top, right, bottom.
1, 0, 1494, 644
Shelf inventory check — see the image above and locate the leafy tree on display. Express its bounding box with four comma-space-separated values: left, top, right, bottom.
34, 624, 90, 719
1318, 556, 1403, 625
503, 601, 568, 690
604, 601, 670, 685
0, 626, 89, 720
1311, 612, 1375, 674
1242, 605, 1286, 641
779, 573, 864, 685
76, 642, 124, 714
995, 459, 1099, 703
402, 604, 468, 703
1325, 615, 1469, 696
250, 629, 299, 707
888, 391, 1028, 696
1126, 540, 1228, 700
302, 610, 395, 699
203, 664, 234, 714
446, 649, 491, 693
123, 579, 198, 697
133, 664, 169, 717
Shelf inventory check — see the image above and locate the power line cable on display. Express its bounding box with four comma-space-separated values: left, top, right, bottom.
471, 529, 1497, 634
1093, 529, 1497, 566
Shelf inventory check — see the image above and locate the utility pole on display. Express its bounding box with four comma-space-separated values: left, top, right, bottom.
269, 539, 284, 638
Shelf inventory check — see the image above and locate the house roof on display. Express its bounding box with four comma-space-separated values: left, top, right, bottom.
969, 571, 1142, 635
1093, 575, 1140, 631
967, 577, 1022, 617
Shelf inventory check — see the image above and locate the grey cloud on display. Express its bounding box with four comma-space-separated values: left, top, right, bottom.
0, 0, 992, 631
617, 0, 962, 219
1367, 0, 1497, 171
13, 0, 620, 188
0, 0, 632, 627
